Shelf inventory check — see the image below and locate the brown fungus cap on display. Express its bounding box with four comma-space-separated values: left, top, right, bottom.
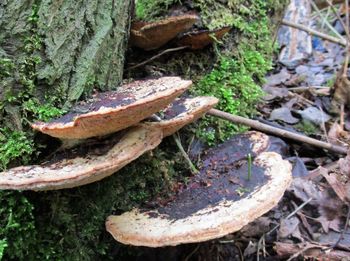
0, 125, 162, 191
106, 132, 292, 247
142, 96, 218, 137
32, 77, 192, 139
130, 14, 199, 50
176, 27, 231, 50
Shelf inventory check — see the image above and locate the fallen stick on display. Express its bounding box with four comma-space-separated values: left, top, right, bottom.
288, 86, 329, 92
126, 46, 188, 71
208, 109, 348, 155
281, 19, 347, 46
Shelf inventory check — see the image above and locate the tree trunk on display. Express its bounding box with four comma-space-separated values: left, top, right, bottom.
0, 0, 132, 108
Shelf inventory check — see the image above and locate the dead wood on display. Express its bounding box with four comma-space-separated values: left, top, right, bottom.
208, 109, 348, 155
281, 19, 347, 46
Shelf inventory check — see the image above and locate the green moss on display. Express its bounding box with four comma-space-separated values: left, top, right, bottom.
0, 3, 65, 169
135, 0, 180, 20
295, 120, 319, 135
0, 129, 35, 170
191, 0, 279, 144
0, 191, 36, 260
193, 54, 267, 143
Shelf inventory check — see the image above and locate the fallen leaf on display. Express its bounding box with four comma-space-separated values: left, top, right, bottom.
243, 241, 257, 257
269, 107, 299, 124
275, 242, 350, 260
288, 177, 322, 204
296, 106, 331, 126
288, 157, 309, 177
240, 217, 272, 237
278, 216, 301, 239
265, 68, 291, 86
318, 228, 350, 250
315, 216, 341, 233
339, 152, 350, 176
262, 86, 289, 101
328, 122, 345, 146
321, 170, 348, 203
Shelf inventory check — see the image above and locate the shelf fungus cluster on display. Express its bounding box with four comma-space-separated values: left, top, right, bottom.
130, 14, 231, 50
106, 132, 292, 247
0, 77, 218, 190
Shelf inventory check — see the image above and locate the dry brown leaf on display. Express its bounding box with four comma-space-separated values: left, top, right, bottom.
315, 216, 341, 233
328, 122, 345, 146
278, 216, 301, 239
339, 152, 350, 176
321, 170, 348, 203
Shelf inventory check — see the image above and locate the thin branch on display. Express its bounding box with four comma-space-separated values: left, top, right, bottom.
282, 19, 347, 46
310, 0, 346, 41
286, 244, 324, 261
325, 0, 350, 41
208, 109, 348, 155
288, 86, 329, 92
173, 133, 199, 174
150, 114, 198, 174
126, 46, 188, 71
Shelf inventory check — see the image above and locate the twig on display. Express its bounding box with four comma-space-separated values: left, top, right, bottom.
288, 86, 329, 92
208, 109, 348, 155
288, 91, 314, 106
281, 19, 347, 46
310, 0, 346, 41
267, 197, 314, 236
325, 0, 350, 41
173, 133, 199, 174
257, 234, 266, 261
150, 114, 199, 173
184, 245, 200, 261
318, 105, 330, 143
126, 46, 188, 70
257, 198, 313, 260
286, 244, 324, 261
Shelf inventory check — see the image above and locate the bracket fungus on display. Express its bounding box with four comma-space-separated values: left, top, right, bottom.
0, 125, 162, 191
143, 96, 219, 137
176, 27, 231, 50
32, 77, 192, 139
106, 132, 292, 247
130, 14, 199, 50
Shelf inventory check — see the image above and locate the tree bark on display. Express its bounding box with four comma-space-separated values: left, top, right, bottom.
0, 0, 132, 107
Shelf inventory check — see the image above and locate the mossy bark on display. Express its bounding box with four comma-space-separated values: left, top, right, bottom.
0, 0, 131, 105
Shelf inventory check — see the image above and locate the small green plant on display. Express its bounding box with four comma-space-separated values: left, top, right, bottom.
22, 98, 65, 122
236, 186, 250, 196
247, 153, 252, 181
326, 76, 336, 88
0, 239, 7, 260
